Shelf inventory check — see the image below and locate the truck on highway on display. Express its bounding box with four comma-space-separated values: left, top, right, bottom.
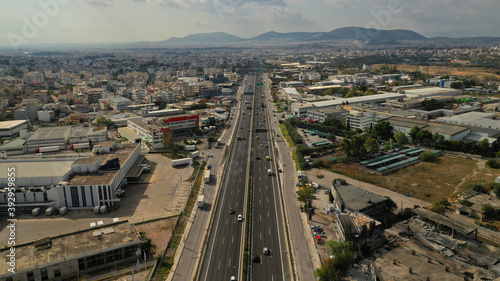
204, 170, 211, 183
184, 145, 196, 151
35, 146, 60, 153
171, 158, 192, 167
70, 143, 90, 150
190, 151, 200, 158
197, 195, 205, 208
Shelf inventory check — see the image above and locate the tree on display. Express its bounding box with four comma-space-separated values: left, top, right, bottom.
394, 131, 409, 146
95, 117, 114, 128
439, 198, 451, 207
482, 204, 498, 220
315, 258, 339, 281
422, 99, 444, 111
324, 240, 355, 275
365, 137, 379, 154
408, 126, 420, 144
327, 134, 337, 143
429, 203, 446, 214
419, 151, 437, 162
297, 188, 314, 204
493, 183, 500, 199
478, 139, 490, 156
371, 121, 394, 140
163, 131, 175, 152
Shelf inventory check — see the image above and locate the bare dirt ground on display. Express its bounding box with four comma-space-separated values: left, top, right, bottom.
134, 217, 178, 258
374, 64, 500, 83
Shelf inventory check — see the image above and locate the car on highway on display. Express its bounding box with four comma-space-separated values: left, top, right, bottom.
229, 208, 235, 214
237, 136, 242, 140
256, 156, 261, 160
237, 214, 243, 222
252, 254, 260, 263
263, 247, 270, 255
230, 276, 236, 281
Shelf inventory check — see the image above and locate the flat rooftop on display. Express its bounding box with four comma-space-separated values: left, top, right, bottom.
0, 221, 142, 274
0, 120, 28, 129
68, 143, 139, 186
335, 183, 388, 212
28, 126, 70, 142
386, 117, 470, 136
0, 160, 75, 186
413, 208, 477, 235
374, 239, 476, 280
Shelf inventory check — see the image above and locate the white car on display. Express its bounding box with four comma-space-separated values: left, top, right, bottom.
237, 214, 243, 222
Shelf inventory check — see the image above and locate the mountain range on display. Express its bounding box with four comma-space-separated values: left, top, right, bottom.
6, 27, 500, 51
148, 27, 427, 47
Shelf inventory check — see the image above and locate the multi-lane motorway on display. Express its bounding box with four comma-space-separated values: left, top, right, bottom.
200, 75, 256, 281
250, 73, 289, 280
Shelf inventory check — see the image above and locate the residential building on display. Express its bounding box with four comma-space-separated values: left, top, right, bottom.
37, 110, 54, 122
15, 105, 40, 121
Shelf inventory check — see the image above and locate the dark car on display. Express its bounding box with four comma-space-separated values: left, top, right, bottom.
256, 156, 261, 160
252, 254, 260, 263
229, 208, 235, 214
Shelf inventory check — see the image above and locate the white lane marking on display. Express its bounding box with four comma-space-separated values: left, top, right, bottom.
260, 232, 262, 241
268, 211, 270, 218
232, 235, 235, 244
218, 259, 221, 270
229, 257, 231, 268
260, 214, 262, 221
222, 236, 225, 245
269, 228, 271, 236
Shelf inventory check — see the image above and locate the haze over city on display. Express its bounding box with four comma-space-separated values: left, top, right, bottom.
1, 0, 500, 47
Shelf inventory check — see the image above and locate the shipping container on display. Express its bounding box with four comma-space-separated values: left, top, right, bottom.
204, 170, 211, 183
35, 146, 60, 153
70, 143, 90, 150
184, 145, 196, 151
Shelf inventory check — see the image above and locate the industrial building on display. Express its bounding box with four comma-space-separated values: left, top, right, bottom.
127, 118, 164, 150
26, 126, 107, 152
306, 107, 348, 123
159, 113, 200, 134
401, 87, 462, 99
334, 212, 383, 247
0, 120, 29, 138
0, 142, 141, 211
331, 178, 393, 217
291, 92, 405, 118
385, 116, 471, 141
0, 220, 148, 281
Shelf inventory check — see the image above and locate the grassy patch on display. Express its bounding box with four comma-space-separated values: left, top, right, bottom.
316, 174, 325, 179
328, 155, 480, 203
280, 123, 294, 147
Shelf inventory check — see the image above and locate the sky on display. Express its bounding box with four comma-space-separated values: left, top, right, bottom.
1, 0, 499, 47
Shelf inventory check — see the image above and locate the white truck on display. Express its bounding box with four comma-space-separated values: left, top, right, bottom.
268, 169, 273, 176
184, 145, 196, 151
190, 151, 200, 158
171, 158, 192, 167
204, 170, 211, 183
59, 207, 68, 215
32, 208, 41, 216
197, 195, 205, 208
70, 143, 90, 150
45, 207, 56, 216
35, 146, 60, 153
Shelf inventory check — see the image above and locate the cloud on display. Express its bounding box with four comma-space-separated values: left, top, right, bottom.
81, 0, 117, 6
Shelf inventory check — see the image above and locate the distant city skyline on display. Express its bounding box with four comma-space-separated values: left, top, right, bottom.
1, 0, 499, 47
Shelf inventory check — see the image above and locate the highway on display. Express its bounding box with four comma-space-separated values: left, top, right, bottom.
249, 72, 289, 280
262, 73, 319, 280
199, 75, 256, 281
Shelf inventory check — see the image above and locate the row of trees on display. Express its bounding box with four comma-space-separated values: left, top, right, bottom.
408, 126, 496, 156
315, 240, 355, 281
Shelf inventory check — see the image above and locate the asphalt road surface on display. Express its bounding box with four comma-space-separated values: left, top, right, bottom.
200, 75, 255, 281
250, 72, 289, 281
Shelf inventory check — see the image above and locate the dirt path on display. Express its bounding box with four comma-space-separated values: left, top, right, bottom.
453, 161, 485, 194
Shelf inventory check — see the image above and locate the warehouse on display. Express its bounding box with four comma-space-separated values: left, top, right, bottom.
0, 142, 141, 211
385, 116, 471, 141
0, 221, 148, 281
0, 120, 29, 138
401, 87, 462, 99
331, 178, 393, 217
